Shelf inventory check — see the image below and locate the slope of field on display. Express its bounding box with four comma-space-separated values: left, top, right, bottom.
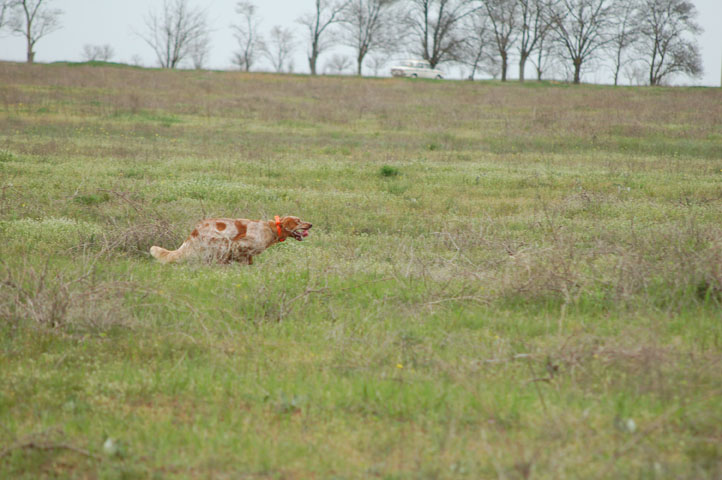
1, 62, 721, 479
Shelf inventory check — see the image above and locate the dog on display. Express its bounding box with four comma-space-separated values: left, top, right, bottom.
150, 215, 312, 265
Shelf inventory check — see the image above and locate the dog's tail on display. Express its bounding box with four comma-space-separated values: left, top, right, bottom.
150, 243, 188, 264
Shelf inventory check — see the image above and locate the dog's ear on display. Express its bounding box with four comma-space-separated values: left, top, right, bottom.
281, 216, 300, 231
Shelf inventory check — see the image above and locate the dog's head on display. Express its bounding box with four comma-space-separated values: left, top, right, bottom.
279, 216, 313, 241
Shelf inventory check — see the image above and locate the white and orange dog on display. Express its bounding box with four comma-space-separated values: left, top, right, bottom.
150, 215, 312, 265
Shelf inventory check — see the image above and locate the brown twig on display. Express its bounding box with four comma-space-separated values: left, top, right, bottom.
524, 354, 549, 414
0, 440, 102, 461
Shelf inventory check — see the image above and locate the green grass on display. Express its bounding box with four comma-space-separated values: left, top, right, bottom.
1, 61, 721, 479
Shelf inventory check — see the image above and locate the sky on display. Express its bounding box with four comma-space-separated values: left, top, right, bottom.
0, 0, 720, 86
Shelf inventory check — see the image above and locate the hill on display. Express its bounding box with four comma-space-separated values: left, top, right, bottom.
1, 61, 721, 478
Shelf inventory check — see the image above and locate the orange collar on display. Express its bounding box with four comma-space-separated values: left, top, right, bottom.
275, 215, 284, 242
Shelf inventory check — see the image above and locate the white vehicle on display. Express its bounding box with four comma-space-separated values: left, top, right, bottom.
390, 59, 444, 79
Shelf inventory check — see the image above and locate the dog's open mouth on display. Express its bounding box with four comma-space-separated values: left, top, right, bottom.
291, 227, 311, 241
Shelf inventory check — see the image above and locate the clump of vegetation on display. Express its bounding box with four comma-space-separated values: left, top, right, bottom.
0, 150, 16, 162
379, 165, 400, 177
73, 192, 110, 206
0, 260, 135, 331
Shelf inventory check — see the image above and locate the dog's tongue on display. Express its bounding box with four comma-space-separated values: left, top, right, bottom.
302, 230, 309, 237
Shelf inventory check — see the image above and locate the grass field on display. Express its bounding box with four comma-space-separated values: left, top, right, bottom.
1, 61, 721, 479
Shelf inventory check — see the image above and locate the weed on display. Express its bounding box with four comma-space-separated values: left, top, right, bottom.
0, 260, 134, 331
0, 149, 16, 162
379, 165, 400, 177
73, 192, 110, 206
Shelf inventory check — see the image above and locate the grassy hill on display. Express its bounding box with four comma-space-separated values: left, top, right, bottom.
1, 61, 721, 479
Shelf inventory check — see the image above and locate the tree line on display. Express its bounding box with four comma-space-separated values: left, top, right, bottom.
0, 0, 704, 86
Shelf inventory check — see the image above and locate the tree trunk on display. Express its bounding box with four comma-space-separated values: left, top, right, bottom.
519, 54, 528, 82
26, 37, 34, 63
309, 56, 317, 75
649, 47, 658, 86
612, 46, 624, 86
536, 46, 544, 80
573, 59, 581, 84
501, 54, 507, 81
309, 39, 319, 75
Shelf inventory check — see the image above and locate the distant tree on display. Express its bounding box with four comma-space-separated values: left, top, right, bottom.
8, 0, 63, 63
458, 7, 493, 80
325, 53, 352, 74
189, 32, 211, 69
484, 0, 519, 81
82, 44, 115, 62
635, 0, 702, 86
530, 29, 556, 80
549, 0, 614, 84
231, 1, 264, 72
297, 0, 350, 75
403, 0, 474, 68
517, 0, 554, 81
364, 54, 387, 75
607, 0, 640, 85
130, 54, 144, 67
339, 0, 397, 76
486, 54, 503, 79
262, 25, 295, 73
0, 1, 12, 28
140, 0, 209, 69
623, 61, 646, 85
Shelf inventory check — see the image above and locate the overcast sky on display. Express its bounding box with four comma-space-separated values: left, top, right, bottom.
0, 0, 720, 86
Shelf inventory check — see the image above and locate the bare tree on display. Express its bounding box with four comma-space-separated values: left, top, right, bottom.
263, 25, 295, 73
530, 29, 556, 80
297, 0, 349, 75
403, 0, 475, 68
0, 1, 12, 28
517, 0, 554, 81
484, 0, 519, 81
81, 44, 95, 61
549, 0, 614, 84
189, 32, 211, 69
458, 7, 493, 80
623, 61, 646, 85
130, 54, 144, 67
364, 54, 387, 75
231, 1, 264, 72
635, 0, 702, 86
339, 0, 397, 76
608, 0, 640, 85
140, 0, 209, 69
8, 0, 63, 63
82, 44, 115, 62
325, 53, 352, 74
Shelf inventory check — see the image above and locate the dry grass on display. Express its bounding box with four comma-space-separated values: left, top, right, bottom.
0, 259, 137, 331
